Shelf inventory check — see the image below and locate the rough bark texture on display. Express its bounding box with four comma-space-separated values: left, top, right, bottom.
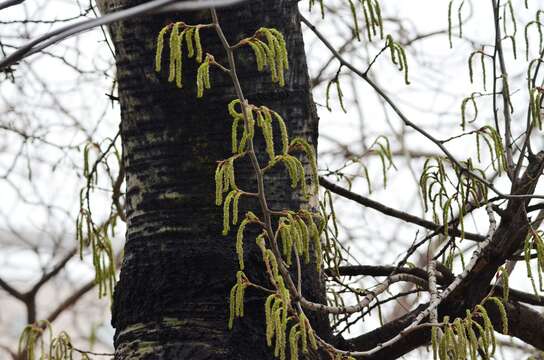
95, 1, 544, 358
99, 0, 330, 359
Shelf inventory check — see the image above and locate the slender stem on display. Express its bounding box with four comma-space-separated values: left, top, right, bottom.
492, 0, 515, 178
427, 261, 443, 339
0, 0, 249, 70
0, 0, 24, 11
210, 7, 300, 304
314, 204, 497, 358
319, 176, 486, 242
301, 13, 544, 201
513, 47, 544, 181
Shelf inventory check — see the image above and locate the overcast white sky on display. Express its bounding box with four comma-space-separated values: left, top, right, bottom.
1, 0, 544, 358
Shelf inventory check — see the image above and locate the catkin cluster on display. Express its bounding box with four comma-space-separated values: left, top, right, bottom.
419, 157, 488, 248
19, 321, 91, 360
78, 142, 117, 299
431, 298, 508, 360
244, 28, 289, 86
155, 22, 205, 88
524, 228, 544, 296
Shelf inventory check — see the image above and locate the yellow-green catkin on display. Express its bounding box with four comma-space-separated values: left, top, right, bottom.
222, 190, 236, 235
290, 137, 318, 194
499, 266, 510, 302
257, 107, 276, 161
228, 284, 238, 329
385, 35, 410, 84
155, 23, 206, 88
268, 28, 289, 86
215, 163, 225, 205
273, 111, 289, 155
155, 26, 170, 72
231, 117, 241, 154
260, 40, 279, 83
185, 27, 195, 58
287, 212, 303, 256
228, 99, 246, 153
226, 158, 238, 191
475, 304, 495, 354
281, 155, 300, 189
238, 106, 256, 153
296, 216, 310, 263
194, 27, 203, 63
168, 23, 183, 87
248, 41, 266, 71
196, 55, 212, 98
461, 94, 478, 130
247, 28, 289, 86
228, 271, 247, 329
280, 222, 294, 265
289, 324, 300, 360
486, 297, 508, 334
236, 216, 250, 270
265, 294, 277, 346
232, 191, 242, 225
298, 312, 310, 354
303, 211, 323, 272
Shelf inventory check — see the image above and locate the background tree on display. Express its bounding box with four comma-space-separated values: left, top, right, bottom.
1, 0, 544, 359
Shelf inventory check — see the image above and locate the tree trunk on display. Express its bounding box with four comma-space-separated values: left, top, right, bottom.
99, 0, 329, 358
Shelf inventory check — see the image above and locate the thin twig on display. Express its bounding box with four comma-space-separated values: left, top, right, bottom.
0, 0, 247, 70
319, 176, 486, 242
0, 0, 24, 11
301, 14, 544, 201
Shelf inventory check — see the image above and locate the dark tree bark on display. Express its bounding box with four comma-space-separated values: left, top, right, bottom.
98, 0, 330, 359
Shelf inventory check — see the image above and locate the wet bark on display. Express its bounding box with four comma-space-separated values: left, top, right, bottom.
99, 0, 330, 359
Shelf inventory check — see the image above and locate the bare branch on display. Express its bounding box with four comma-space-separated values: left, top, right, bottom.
319, 176, 486, 242
27, 248, 78, 296
302, 14, 544, 202
0, 0, 247, 70
46, 279, 96, 323
325, 264, 452, 286
0, 277, 24, 301
0, 0, 24, 11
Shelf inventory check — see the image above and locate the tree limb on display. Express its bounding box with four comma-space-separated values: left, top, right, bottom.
0, 0, 24, 11
0, 277, 24, 301
0, 0, 248, 70
46, 279, 96, 323
319, 176, 486, 242
27, 248, 77, 297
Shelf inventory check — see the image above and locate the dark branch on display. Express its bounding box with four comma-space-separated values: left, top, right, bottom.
498, 301, 544, 350
0, 0, 24, 11
0, 0, 248, 70
494, 286, 544, 306
319, 177, 486, 242
27, 248, 77, 296
325, 265, 451, 286
0, 277, 24, 301
46, 279, 96, 323
339, 304, 429, 359
303, 14, 544, 201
